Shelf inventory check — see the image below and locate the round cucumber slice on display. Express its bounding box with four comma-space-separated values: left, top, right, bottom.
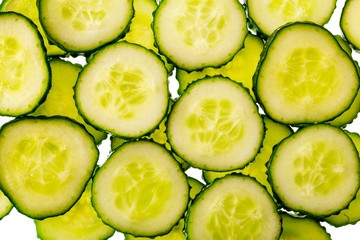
167, 76, 264, 171
0, 117, 98, 219
75, 42, 168, 138
92, 141, 189, 237
269, 124, 360, 217
153, 0, 247, 71
0, 12, 50, 117
255, 22, 359, 125
341, 0, 360, 51
186, 175, 281, 240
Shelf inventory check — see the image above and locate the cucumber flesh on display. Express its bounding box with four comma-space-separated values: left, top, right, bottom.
341, 0, 360, 50
0, 190, 12, 220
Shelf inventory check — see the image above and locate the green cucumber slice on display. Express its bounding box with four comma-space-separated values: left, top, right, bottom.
0, 0, 66, 56
167, 76, 264, 171
75, 42, 168, 138
186, 175, 281, 240
153, 0, 247, 71
254, 22, 359, 125
92, 141, 189, 237
35, 178, 115, 240
269, 124, 360, 217
247, 0, 336, 37
0, 190, 12, 220
340, 0, 360, 51
38, 0, 134, 53
176, 33, 263, 98
187, 177, 204, 201
0, 12, 50, 117
31, 59, 107, 144
0, 117, 98, 219
280, 213, 331, 240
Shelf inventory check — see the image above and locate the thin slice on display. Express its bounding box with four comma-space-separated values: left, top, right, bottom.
0, 190, 12, 220
168, 76, 264, 171
269, 124, 360, 217
92, 141, 189, 237
0, 117, 98, 219
75, 42, 168, 138
340, 0, 360, 50
186, 175, 281, 240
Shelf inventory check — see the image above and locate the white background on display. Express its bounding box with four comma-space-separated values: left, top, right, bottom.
0, 0, 360, 239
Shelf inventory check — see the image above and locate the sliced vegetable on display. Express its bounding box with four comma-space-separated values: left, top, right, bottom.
0, 190, 12, 220
340, 0, 360, 50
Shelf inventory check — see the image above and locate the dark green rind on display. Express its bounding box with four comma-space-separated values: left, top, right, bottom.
166, 76, 265, 172
0, 12, 51, 117
0, 116, 99, 220
74, 41, 169, 139
340, 0, 360, 52
37, 0, 134, 54
268, 124, 360, 218
153, 0, 247, 71
253, 22, 360, 126
185, 174, 281, 240
91, 140, 190, 237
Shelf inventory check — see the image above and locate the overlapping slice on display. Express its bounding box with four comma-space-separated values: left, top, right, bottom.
0, 190, 12, 220
341, 0, 360, 50
168, 76, 264, 171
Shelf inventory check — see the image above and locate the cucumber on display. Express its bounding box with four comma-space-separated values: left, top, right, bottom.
0, 0, 66, 56
0, 117, 98, 219
340, 0, 360, 51
153, 0, 247, 71
92, 141, 189, 237
203, 116, 292, 197
254, 22, 359, 125
167, 76, 264, 171
38, 0, 134, 53
31, 59, 107, 144
324, 131, 360, 227
187, 177, 204, 201
247, 0, 336, 37
186, 175, 281, 240
279, 212, 331, 240
0, 190, 12, 220
35, 178, 115, 240
75, 42, 168, 138
176, 33, 263, 98
269, 124, 360, 217
0, 12, 50, 117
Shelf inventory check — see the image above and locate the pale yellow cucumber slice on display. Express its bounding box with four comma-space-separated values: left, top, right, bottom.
92, 141, 189, 237
0, 190, 12, 220
0, 117, 98, 219
341, 0, 360, 50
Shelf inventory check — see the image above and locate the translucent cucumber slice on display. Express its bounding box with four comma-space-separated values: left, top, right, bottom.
255, 22, 359, 125
38, 0, 133, 52
168, 76, 264, 171
176, 33, 264, 98
186, 175, 281, 240
203, 116, 292, 198
75, 42, 168, 138
269, 124, 360, 217
153, 0, 247, 70
0, 12, 50, 116
247, 0, 336, 36
0, 0, 66, 56
35, 178, 114, 240
31, 59, 107, 144
280, 213, 331, 240
0, 190, 12, 220
0, 117, 98, 219
92, 141, 189, 237
341, 0, 360, 50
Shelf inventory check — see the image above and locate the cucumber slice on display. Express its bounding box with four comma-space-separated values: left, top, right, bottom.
38, 0, 133, 53
254, 22, 359, 125
324, 131, 360, 227
280, 213, 331, 240
31, 59, 107, 144
0, 117, 98, 219
0, 0, 66, 56
187, 177, 204, 201
153, 0, 247, 71
203, 116, 292, 198
35, 178, 114, 240
0, 12, 50, 117
269, 124, 360, 217
247, 0, 336, 37
176, 33, 263, 98
0, 190, 12, 220
92, 141, 189, 237
186, 175, 281, 240
167, 76, 264, 171
341, 0, 360, 51
75, 42, 168, 138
